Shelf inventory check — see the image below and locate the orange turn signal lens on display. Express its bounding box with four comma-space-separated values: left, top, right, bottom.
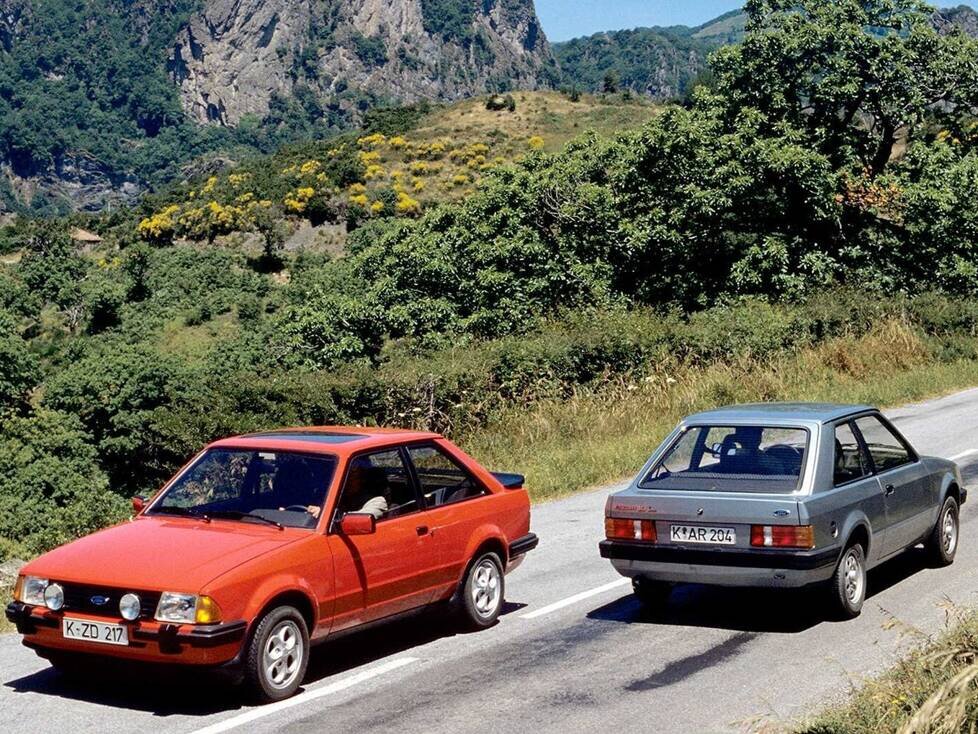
750, 524, 815, 549
195, 595, 223, 624
12, 575, 23, 602
605, 517, 656, 542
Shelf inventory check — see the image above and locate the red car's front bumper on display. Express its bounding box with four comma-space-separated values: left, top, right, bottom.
6, 601, 246, 667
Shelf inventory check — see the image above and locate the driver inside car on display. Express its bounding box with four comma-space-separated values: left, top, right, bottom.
342, 462, 390, 520
272, 456, 328, 519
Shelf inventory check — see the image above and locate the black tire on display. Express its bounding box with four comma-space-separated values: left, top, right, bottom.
244, 606, 310, 703
457, 551, 505, 630
632, 577, 672, 609
925, 495, 959, 567
829, 542, 866, 620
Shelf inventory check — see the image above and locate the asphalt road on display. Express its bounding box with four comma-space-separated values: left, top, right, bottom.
4, 389, 978, 734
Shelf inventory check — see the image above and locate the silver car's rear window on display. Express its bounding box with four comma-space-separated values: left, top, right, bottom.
639, 425, 809, 494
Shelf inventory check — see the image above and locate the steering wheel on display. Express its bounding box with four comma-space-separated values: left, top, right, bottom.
284, 504, 310, 513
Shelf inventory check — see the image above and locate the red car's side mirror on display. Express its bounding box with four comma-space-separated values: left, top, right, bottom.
131, 496, 146, 514
340, 513, 376, 535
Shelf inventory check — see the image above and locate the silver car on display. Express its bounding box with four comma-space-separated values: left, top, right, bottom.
600, 403, 965, 618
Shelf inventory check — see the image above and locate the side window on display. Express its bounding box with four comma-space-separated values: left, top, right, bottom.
833, 422, 870, 486
337, 449, 419, 521
407, 445, 485, 508
854, 415, 913, 473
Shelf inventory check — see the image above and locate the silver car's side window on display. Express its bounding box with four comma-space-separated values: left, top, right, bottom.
834, 422, 871, 486
853, 415, 913, 473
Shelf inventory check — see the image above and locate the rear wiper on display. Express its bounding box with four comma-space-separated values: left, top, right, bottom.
205, 510, 283, 530
151, 506, 211, 522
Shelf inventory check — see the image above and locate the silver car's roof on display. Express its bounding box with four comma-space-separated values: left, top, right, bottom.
683, 402, 875, 425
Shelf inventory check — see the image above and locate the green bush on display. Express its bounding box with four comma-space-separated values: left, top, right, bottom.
0, 409, 128, 555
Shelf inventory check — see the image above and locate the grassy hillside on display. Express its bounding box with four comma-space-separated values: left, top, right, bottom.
130, 91, 659, 251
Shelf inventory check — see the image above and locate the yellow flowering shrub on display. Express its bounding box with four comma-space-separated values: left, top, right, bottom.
350, 193, 369, 207
528, 136, 545, 150
388, 136, 408, 149
138, 204, 181, 240
357, 133, 387, 149
364, 164, 387, 181
359, 150, 382, 166
396, 191, 422, 215
370, 200, 385, 214
284, 186, 316, 213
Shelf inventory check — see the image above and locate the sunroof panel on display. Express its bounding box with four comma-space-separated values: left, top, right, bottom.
245, 431, 367, 444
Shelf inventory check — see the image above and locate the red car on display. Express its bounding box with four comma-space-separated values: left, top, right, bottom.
6, 427, 537, 701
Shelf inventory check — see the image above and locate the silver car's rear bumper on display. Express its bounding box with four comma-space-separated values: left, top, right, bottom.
600, 540, 838, 588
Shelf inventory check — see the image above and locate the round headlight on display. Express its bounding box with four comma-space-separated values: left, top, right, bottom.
44, 583, 64, 611
119, 593, 141, 621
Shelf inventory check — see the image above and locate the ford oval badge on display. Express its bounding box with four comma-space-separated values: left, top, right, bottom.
773, 509, 790, 517
90, 595, 109, 606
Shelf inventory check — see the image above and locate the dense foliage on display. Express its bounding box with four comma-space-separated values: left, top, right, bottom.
554, 27, 714, 100
4, 0, 978, 559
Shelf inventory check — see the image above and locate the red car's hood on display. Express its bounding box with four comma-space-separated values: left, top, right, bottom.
23, 516, 304, 592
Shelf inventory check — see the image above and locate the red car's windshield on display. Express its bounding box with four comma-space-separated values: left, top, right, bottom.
149, 448, 337, 529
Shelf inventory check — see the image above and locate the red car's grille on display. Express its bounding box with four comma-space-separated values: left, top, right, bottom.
59, 583, 162, 619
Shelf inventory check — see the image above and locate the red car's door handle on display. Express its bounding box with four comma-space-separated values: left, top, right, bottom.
416, 525, 430, 536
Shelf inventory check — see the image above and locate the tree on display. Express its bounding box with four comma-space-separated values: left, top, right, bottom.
0, 309, 39, 415
0, 409, 127, 555
602, 70, 619, 94
710, 0, 978, 176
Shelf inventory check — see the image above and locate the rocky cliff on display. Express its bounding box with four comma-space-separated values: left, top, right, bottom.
170, 0, 558, 126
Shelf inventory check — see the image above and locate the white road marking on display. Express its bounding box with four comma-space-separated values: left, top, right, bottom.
521, 578, 631, 620
188, 657, 419, 734
949, 449, 978, 461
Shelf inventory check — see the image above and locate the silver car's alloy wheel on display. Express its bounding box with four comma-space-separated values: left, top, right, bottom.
942, 505, 958, 556
470, 558, 502, 618
843, 548, 865, 605
263, 619, 304, 690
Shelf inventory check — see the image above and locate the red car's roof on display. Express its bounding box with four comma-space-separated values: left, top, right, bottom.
207, 426, 442, 455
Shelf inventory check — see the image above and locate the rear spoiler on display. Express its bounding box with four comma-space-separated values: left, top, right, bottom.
492, 472, 526, 489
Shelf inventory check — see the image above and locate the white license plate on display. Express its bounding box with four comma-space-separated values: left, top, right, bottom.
670, 525, 736, 545
62, 618, 129, 646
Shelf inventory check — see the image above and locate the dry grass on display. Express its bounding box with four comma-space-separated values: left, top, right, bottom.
412, 90, 660, 154
798, 606, 978, 734
461, 321, 978, 501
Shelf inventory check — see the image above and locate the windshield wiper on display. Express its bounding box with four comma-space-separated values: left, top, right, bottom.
204, 510, 284, 530
151, 506, 211, 522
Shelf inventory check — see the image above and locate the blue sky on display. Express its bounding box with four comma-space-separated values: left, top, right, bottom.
535, 0, 743, 42
534, 1, 977, 42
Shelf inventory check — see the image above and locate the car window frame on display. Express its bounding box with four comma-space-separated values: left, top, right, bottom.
328, 445, 423, 533
831, 419, 875, 488
849, 411, 919, 477
403, 441, 489, 509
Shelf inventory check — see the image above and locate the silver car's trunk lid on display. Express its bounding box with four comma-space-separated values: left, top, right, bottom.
609, 491, 802, 526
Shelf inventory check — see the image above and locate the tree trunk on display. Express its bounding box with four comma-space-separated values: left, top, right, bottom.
869, 122, 896, 177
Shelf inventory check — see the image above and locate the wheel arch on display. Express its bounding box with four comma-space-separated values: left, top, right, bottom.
255, 589, 317, 634
451, 529, 508, 599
